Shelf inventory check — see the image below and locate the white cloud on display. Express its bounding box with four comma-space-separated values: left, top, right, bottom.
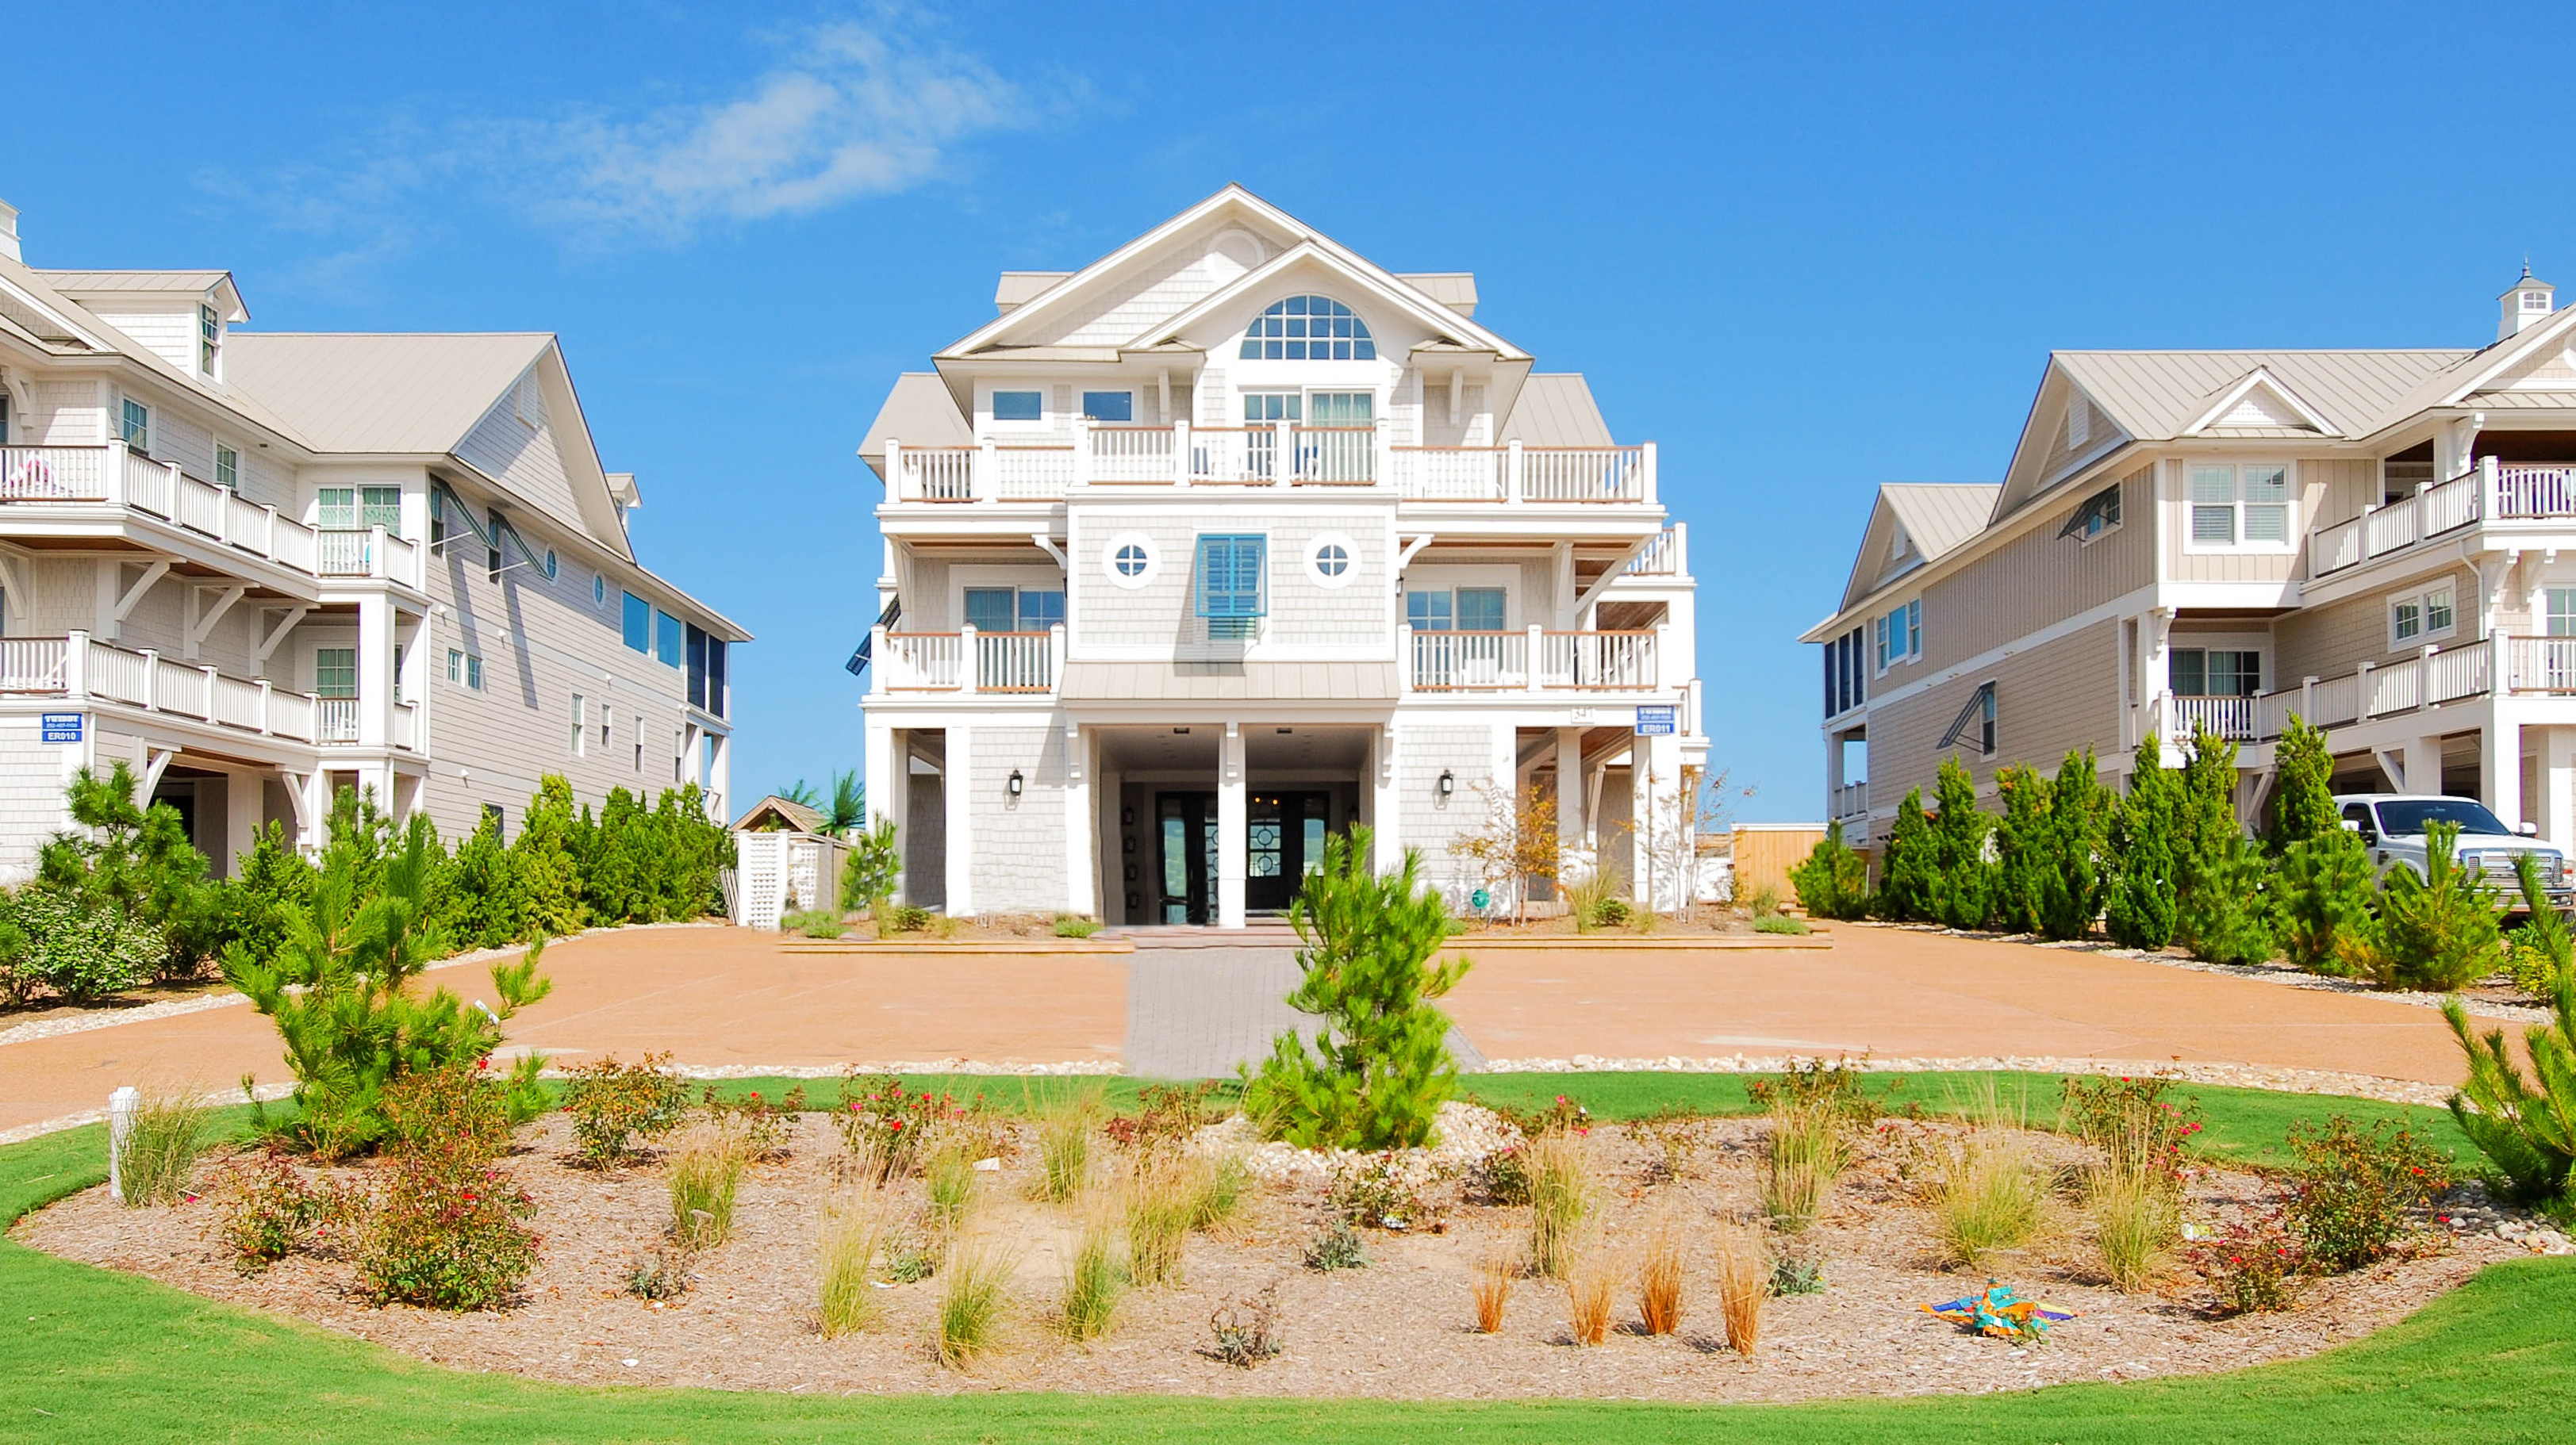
521, 20, 1034, 239
202, 11, 1041, 265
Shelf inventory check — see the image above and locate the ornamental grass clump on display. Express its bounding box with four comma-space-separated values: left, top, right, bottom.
2089, 1172, 2181, 1292
1032, 1087, 1101, 1203
1563, 1246, 1616, 1345
816, 1196, 885, 1339
835, 1074, 959, 1180
1762, 1101, 1850, 1233
1472, 1248, 1513, 1332
669, 1119, 754, 1250
116, 1089, 214, 1208
923, 1141, 978, 1240
1930, 1127, 2049, 1271
1524, 1131, 1595, 1279
1057, 1215, 1125, 1342
1636, 1221, 1687, 1336
2062, 1075, 2199, 1290
935, 1241, 1015, 1368
1711, 1222, 1768, 1356
1122, 1154, 1198, 1288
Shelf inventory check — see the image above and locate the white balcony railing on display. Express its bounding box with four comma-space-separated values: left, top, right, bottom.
2169, 695, 2255, 741
2309, 458, 2576, 581
0, 443, 414, 588
973, 631, 1055, 692
1626, 524, 1687, 576
1406, 627, 1660, 692
0, 633, 410, 748
1829, 780, 1868, 822
882, 427, 1659, 504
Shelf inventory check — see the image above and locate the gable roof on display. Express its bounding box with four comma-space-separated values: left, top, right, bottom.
939, 185, 1526, 365
2052, 349, 2467, 442
1825, 483, 1999, 617
0, 255, 309, 443
2182, 365, 2339, 435
223, 333, 554, 453
856, 372, 973, 477
731, 795, 826, 834
1131, 237, 1528, 360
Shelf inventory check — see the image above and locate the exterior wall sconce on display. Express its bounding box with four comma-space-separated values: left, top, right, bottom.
1007, 769, 1024, 798
1437, 769, 1455, 797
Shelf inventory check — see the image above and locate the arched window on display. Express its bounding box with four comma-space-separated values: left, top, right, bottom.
1240, 295, 1375, 361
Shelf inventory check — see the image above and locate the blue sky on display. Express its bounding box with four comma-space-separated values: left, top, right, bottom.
13, 2, 2574, 821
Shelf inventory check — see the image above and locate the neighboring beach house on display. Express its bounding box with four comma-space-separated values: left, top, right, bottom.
1804, 268, 2576, 849
0, 198, 745, 880
854, 186, 1706, 928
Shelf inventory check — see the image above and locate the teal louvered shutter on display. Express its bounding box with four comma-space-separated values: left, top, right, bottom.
1196, 535, 1266, 637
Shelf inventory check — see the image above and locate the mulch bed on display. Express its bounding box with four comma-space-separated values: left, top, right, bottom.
12, 1110, 2517, 1401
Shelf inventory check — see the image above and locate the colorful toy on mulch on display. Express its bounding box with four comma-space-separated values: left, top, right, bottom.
1922, 1280, 2076, 1343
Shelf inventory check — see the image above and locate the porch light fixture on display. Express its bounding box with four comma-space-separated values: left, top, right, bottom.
1438, 769, 1455, 797
1007, 769, 1024, 798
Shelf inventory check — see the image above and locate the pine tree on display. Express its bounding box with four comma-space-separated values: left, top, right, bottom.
2037, 749, 2112, 941
1990, 765, 2053, 935
1243, 826, 1468, 1150
2275, 829, 2374, 974
511, 776, 587, 938
1926, 757, 1996, 929
1787, 822, 1871, 920
2105, 742, 2182, 949
2267, 715, 2341, 851
1876, 787, 1938, 922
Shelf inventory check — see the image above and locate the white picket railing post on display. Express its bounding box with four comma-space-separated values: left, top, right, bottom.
256, 678, 273, 734
960, 623, 979, 693
1274, 420, 1293, 486
102, 440, 129, 506
1073, 416, 1094, 488
108, 1086, 139, 1203
63, 629, 89, 700
1172, 420, 1192, 487
1505, 439, 1525, 503
1397, 623, 1415, 694
1048, 622, 1065, 693
2481, 453, 2503, 520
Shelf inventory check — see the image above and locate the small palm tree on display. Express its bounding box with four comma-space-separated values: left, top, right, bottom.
823, 772, 866, 837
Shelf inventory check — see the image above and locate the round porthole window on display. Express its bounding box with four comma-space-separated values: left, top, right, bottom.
593, 574, 607, 607
1307, 532, 1359, 589
543, 549, 559, 581
1102, 532, 1159, 588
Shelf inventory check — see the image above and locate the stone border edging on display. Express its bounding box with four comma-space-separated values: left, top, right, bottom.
1473, 1053, 2453, 1107
1439, 932, 1832, 951
0, 919, 731, 1050
778, 937, 1136, 955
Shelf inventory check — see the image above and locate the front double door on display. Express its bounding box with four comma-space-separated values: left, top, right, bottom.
1154, 791, 1333, 923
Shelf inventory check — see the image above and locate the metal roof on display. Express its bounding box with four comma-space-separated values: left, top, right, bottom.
857, 372, 973, 473
1497, 374, 1613, 447
2055, 350, 2470, 439
33, 270, 231, 293
223, 332, 553, 453
1880, 484, 2000, 561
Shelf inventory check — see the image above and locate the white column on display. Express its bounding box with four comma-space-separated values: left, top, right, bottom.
2401, 734, 2444, 796
1217, 721, 1246, 927
1063, 722, 1095, 918
943, 725, 973, 918
1556, 725, 1587, 877
2485, 710, 2523, 831
1372, 723, 1401, 873
864, 719, 896, 834
706, 731, 730, 822
224, 764, 262, 875
1096, 767, 1125, 925
2547, 726, 2576, 854
356, 594, 392, 748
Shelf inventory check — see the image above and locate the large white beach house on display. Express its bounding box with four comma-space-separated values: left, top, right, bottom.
857, 186, 1706, 927
0, 199, 745, 880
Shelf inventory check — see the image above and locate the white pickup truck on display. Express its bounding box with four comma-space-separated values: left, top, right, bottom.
2334, 794, 2576, 913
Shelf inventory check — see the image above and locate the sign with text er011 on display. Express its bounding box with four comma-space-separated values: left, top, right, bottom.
40, 712, 83, 743
1633, 705, 1676, 736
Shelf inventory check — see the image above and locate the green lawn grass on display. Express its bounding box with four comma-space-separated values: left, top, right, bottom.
3, 1074, 2565, 1443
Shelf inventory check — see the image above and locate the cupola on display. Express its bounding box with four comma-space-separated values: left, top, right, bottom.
2501, 265, 2557, 340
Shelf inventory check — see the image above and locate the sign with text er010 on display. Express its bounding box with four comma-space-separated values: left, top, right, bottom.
40, 712, 83, 743
1633, 705, 1676, 736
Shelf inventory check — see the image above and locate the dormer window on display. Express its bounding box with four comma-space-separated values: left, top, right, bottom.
1239, 296, 1374, 361
198, 304, 221, 377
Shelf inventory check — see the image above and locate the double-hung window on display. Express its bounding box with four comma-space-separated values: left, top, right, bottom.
2390, 583, 2457, 647
2188, 463, 2293, 549
318, 486, 401, 531
313, 647, 357, 700
2171, 648, 2260, 697
199, 303, 221, 376
1872, 600, 1921, 673
571, 694, 587, 755
120, 398, 149, 450
1195, 535, 1267, 640
214, 443, 240, 491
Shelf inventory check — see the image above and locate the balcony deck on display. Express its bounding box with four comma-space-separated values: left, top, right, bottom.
882, 424, 1657, 506
0, 443, 420, 588
2152, 634, 2576, 745
0, 634, 417, 750
2307, 458, 2576, 581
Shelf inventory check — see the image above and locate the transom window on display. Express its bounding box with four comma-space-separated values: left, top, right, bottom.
1407, 587, 1506, 632
2188, 463, 2292, 548
2390, 584, 2457, 646
2172, 648, 2260, 697
1239, 295, 1375, 361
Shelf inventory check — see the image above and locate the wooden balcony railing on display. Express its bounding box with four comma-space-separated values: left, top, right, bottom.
2309, 458, 2576, 580
0, 632, 420, 750
872, 625, 1060, 693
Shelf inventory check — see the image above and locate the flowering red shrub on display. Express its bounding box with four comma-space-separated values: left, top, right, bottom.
560, 1052, 690, 1167
699, 1083, 805, 1159
358, 1148, 538, 1310
212, 1145, 370, 1275
835, 1074, 960, 1179
2062, 1074, 2204, 1188
2286, 1115, 2454, 1271
2198, 1209, 2302, 1314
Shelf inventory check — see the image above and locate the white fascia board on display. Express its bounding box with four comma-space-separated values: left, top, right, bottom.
2182, 366, 2340, 435
1135, 240, 1529, 361
2421, 307, 2576, 408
